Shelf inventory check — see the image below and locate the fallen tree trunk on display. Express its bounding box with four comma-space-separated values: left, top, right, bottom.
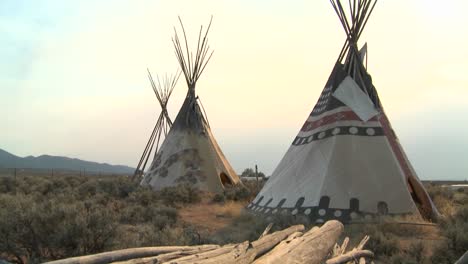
251, 232, 304, 264
44, 245, 219, 264
110, 247, 219, 264
325, 249, 374, 264
165, 225, 305, 264
250, 224, 305, 257
160, 243, 240, 264
259, 223, 273, 238
253, 220, 343, 264
162, 242, 250, 264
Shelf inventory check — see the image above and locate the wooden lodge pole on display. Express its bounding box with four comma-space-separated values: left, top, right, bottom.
255, 164, 259, 191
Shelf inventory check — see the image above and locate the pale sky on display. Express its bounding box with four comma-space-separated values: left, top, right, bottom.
1, 0, 468, 180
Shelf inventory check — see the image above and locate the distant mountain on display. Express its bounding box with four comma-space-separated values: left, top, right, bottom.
0, 148, 134, 174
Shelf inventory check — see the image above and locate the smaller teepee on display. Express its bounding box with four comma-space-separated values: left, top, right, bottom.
141, 18, 241, 192
133, 69, 180, 179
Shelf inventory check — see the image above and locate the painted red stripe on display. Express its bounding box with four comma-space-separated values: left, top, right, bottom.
301, 111, 378, 132
378, 113, 413, 179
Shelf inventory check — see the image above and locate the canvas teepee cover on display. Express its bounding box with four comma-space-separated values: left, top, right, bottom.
248, 0, 439, 223
141, 18, 241, 193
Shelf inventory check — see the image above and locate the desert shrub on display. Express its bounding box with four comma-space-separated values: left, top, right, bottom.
344, 225, 400, 258
408, 241, 425, 263
0, 177, 15, 193
0, 175, 204, 263
14, 176, 39, 195
46, 176, 71, 194
65, 175, 87, 188
240, 168, 264, 178
77, 180, 98, 198
384, 241, 427, 264
212, 193, 225, 203
367, 230, 399, 257
206, 212, 268, 244
431, 243, 457, 264
206, 211, 312, 245
115, 224, 199, 248
95, 177, 137, 198
426, 184, 454, 201
57, 202, 118, 255
389, 254, 419, 264
241, 180, 263, 198
152, 226, 198, 246
158, 184, 201, 205
31, 178, 55, 196
224, 185, 251, 201
266, 213, 311, 231
120, 204, 148, 224
115, 224, 159, 248
127, 187, 160, 206
151, 206, 178, 230
432, 205, 468, 263
0, 194, 118, 263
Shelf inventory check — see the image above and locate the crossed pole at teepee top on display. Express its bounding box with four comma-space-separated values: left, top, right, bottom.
133, 69, 181, 180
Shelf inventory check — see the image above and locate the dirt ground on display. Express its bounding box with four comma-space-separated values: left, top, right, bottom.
178, 195, 247, 234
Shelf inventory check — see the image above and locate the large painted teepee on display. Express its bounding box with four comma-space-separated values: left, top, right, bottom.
248, 0, 439, 223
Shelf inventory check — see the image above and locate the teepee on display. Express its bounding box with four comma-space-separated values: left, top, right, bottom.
141, 18, 241, 192
133, 69, 180, 179
248, 0, 439, 223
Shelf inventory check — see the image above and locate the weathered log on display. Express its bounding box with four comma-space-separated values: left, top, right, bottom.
253, 220, 344, 264
166, 241, 250, 264
339, 237, 349, 255
270, 231, 304, 249
302, 226, 319, 237
336, 235, 371, 264
331, 236, 349, 258
160, 243, 240, 264
110, 246, 218, 264
251, 231, 303, 264
43, 245, 219, 264
250, 224, 305, 257
325, 249, 374, 264
259, 223, 273, 239
356, 235, 370, 250
166, 224, 305, 264
162, 241, 250, 264
253, 227, 318, 264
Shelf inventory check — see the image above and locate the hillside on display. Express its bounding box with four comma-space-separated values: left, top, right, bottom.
0, 148, 134, 174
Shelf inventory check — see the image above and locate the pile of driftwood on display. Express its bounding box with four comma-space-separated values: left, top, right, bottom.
45, 220, 374, 264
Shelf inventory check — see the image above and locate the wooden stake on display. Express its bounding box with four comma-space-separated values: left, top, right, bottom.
325, 249, 374, 264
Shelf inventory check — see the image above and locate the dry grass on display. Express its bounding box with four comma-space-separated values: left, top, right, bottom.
215, 201, 244, 218
342, 216, 444, 264
178, 195, 247, 234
